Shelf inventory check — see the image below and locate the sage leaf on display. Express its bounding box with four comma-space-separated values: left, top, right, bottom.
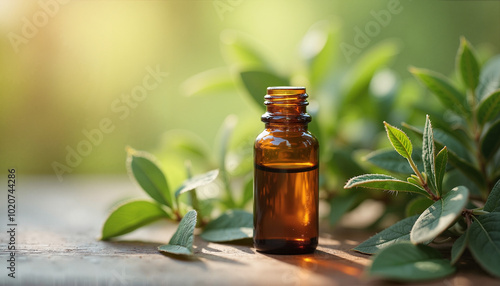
481, 119, 500, 160
200, 210, 253, 242
435, 147, 448, 196
477, 89, 500, 125
126, 147, 172, 208
451, 230, 469, 265
406, 197, 434, 217
476, 55, 500, 101
410, 67, 469, 117
181, 67, 234, 96
220, 30, 270, 70
368, 242, 455, 281
175, 169, 219, 198
344, 174, 430, 198
354, 215, 419, 254
456, 36, 480, 90
384, 122, 413, 160
468, 213, 500, 278
422, 115, 437, 193
101, 200, 169, 240
240, 70, 289, 111
484, 180, 500, 212
411, 186, 469, 244
158, 210, 197, 256
364, 149, 423, 174
329, 192, 358, 226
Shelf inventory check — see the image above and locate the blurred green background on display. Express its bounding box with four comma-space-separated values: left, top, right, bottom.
1, 0, 499, 179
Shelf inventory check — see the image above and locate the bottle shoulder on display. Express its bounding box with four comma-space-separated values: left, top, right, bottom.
255, 129, 318, 149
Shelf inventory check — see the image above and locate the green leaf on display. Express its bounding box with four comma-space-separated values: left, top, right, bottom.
422, 115, 437, 193
484, 180, 500, 212
451, 230, 469, 265
384, 122, 413, 160
435, 147, 448, 196
411, 186, 469, 244
200, 210, 253, 242
354, 215, 419, 254
181, 67, 234, 96
364, 149, 424, 174
410, 67, 469, 117
239, 70, 289, 110
344, 174, 430, 198
468, 213, 500, 278
158, 210, 197, 256
368, 242, 455, 281
175, 169, 219, 198
328, 192, 358, 226
456, 36, 480, 90
406, 197, 434, 217
220, 30, 270, 70
101, 200, 168, 240
477, 89, 500, 125
126, 147, 172, 208
300, 20, 340, 86
481, 119, 500, 160
476, 55, 500, 100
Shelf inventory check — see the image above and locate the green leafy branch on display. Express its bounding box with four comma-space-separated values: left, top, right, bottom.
100, 147, 252, 257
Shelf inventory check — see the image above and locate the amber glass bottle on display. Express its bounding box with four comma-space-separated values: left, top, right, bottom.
253, 86, 319, 254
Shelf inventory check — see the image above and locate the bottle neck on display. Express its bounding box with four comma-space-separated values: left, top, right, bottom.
261, 87, 311, 126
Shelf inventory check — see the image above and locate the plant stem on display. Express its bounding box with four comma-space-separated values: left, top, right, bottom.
408, 157, 438, 201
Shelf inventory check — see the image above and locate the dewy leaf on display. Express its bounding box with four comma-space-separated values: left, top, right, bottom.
158, 210, 197, 256
384, 122, 413, 160
126, 147, 172, 208
354, 215, 419, 254
364, 149, 424, 174
200, 210, 253, 242
175, 169, 219, 198
240, 70, 289, 111
484, 180, 500, 212
410, 67, 470, 117
422, 115, 437, 194
476, 55, 500, 101
468, 213, 500, 278
411, 186, 469, 244
456, 36, 480, 90
477, 89, 500, 125
344, 174, 430, 198
481, 119, 500, 160
451, 230, 469, 265
101, 200, 169, 240
435, 147, 448, 196
368, 242, 455, 281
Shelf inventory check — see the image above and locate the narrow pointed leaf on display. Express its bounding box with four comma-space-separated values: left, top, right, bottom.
410, 67, 469, 117
354, 215, 419, 254
200, 210, 253, 242
476, 55, 500, 100
457, 37, 480, 90
101, 200, 169, 240
344, 174, 430, 198
411, 186, 469, 244
481, 119, 500, 159
435, 147, 448, 196
451, 230, 469, 265
468, 213, 500, 278
364, 149, 424, 174
158, 210, 197, 256
384, 122, 413, 160
240, 70, 289, 110
175, 169, 219, 198
484, 180, 500, 212
126, 148, 172, 207
368, 243, 455, 281
422, 115, 437, 193
477, 89, 500, 125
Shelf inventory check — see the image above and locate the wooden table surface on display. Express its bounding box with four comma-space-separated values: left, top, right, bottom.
0, 176, 497, 286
